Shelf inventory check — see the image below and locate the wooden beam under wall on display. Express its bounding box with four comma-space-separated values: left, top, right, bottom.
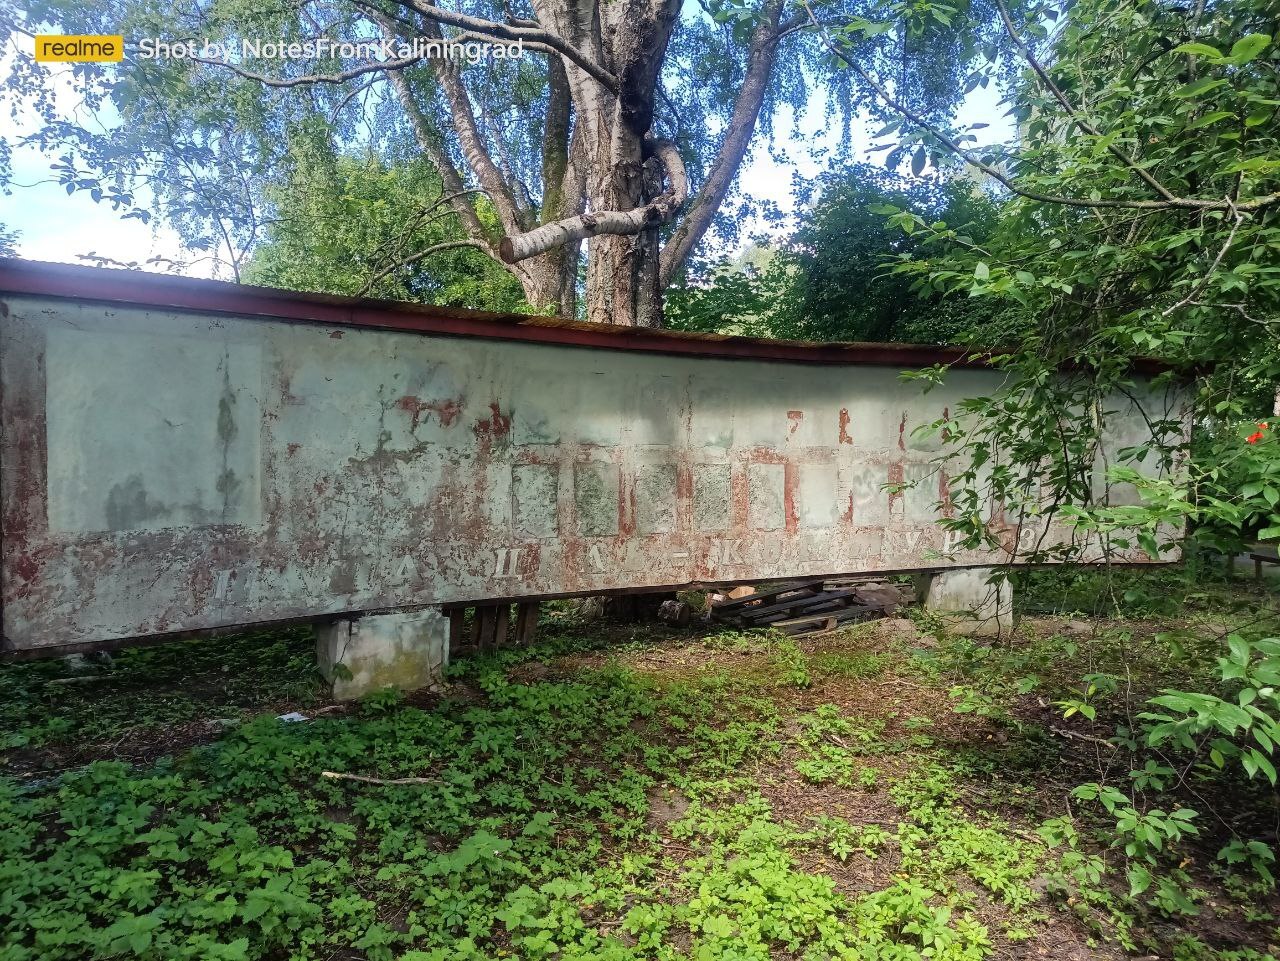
514, 602, 540, 646
493, 604, 510, 648
470, 606, 491, 650
448, 608, 467, 653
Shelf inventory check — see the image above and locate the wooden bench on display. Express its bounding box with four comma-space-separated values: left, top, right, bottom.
1252, 549, 1280, 580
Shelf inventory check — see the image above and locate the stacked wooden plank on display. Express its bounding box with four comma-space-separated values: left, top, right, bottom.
710, 577, 893, 636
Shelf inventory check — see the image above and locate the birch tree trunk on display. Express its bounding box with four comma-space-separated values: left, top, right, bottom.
198, 0, 796, 324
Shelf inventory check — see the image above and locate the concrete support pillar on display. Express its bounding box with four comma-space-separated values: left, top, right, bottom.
316, 608, 448, 701
922, 568, 1013, 638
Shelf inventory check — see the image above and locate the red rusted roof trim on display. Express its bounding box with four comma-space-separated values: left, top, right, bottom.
0, 258, 1177, 373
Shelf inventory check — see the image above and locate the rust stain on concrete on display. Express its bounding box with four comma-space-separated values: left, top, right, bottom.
475, 402, 512, 437
838, 408, 853, 445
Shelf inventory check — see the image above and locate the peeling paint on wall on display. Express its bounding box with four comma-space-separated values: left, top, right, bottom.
0, 292, 1190, 652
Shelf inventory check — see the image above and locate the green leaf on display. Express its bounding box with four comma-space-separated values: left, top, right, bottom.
241, 896, 269, 922
911, 145, 927, 176
1138, 532, 1160, 557
1171, 42, 1223, 60
1249, 748, 1277, 785
1190, 110, 1236, 128
973, 261, 990, 281
1229, 635, 1252, 666
1172, 77, 1228, 98
1150, 693, 1193, 713
702, 914, 735, 937
1215, 702, 1254, 731
1229, 33, 1272, 64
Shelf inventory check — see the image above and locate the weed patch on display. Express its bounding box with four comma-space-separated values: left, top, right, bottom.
2, 603, 1277, 959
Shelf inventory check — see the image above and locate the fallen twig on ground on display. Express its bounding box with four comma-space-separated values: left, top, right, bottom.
1050, 726, 1117, 749
321, 771, 437, 786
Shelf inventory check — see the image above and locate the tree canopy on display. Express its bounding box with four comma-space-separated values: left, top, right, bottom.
856, 0, 1280, 556
6, 0, 1004, 322
241, 142, 526, 309
668, 163, 1019, 344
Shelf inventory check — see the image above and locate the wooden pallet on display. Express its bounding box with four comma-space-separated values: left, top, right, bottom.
711, 578, 888, 636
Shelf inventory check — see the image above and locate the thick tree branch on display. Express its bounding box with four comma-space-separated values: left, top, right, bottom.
528, 0, 611, 152
540, 56, 572, 225
385, 14, 528, 236
383, 60, 492, 247
479, 102, 534, 224
660, 0, 784, 285
186, 51, 424, 88
375, 13, 574, 309
450, 29, 558, 56
390, 0, 620, 92
500, 138, 687, 263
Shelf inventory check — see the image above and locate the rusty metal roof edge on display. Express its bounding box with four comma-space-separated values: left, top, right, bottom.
0, 257, 1179, 373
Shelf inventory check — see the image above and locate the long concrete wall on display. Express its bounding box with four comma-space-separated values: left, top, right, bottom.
0, 262, 1189, 654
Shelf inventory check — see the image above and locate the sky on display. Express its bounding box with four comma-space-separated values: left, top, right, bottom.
0, 37, 1014, 280
0, 48, 203, 273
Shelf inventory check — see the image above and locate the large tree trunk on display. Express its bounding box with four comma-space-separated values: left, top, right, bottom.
374, 0, 779, 326
520, 251, 576, 314
581, 0, 680, 326
584, 153, 649, 326
522, 58, 581, 317
579, 135, 669, 327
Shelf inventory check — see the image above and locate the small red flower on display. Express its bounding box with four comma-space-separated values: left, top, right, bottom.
1259, 422, 1271, 430
1247, 431, 1265, 444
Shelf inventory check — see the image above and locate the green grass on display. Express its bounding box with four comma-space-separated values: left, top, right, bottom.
0, 627, 321, 753
2, 586, 1278, 961
1013, 558, 1276, 618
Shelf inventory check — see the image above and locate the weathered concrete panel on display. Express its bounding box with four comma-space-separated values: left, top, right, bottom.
574, 462, 619, 537
798, 463, 838, 529
748, 463, 786, 531
0, 264, 1191, 653
636, 463, 677, 535
512, 464, 558, 538
46, 327, 262, 533
692, 463, 731, 532
902, 462, 942, 523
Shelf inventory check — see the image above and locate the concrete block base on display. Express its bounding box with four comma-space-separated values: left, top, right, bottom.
316, 609, 449, 700
923, 568, 1013, 638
